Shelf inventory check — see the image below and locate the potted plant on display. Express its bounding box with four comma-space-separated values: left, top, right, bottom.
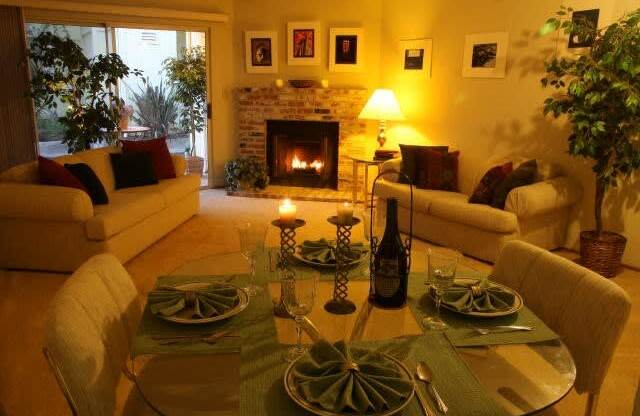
164, 47, 207, 176
28, 31, 142, 152
541, 7, 640, 277
130, 77, 179, 137
224, 157, 269, 192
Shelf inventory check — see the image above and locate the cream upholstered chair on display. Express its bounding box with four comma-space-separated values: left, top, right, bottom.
43, 254, 143, 415
492, 241, 631, 416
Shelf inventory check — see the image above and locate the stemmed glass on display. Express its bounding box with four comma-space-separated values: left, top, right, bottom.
282, 269, 319, 362
423, 247, 461, 330
235, 221, 268, 296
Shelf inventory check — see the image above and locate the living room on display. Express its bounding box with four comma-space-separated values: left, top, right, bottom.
0, 0, 638, 415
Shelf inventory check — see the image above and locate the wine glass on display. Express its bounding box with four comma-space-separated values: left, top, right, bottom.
423, 247, 461, 330
235, 221, 268, 296
282, 269, 319, 362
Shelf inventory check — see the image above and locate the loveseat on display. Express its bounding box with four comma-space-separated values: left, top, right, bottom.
374, 157, 582, 262
0, 146, 200, 272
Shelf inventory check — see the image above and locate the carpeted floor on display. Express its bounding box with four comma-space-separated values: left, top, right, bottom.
0, 189, 637, 415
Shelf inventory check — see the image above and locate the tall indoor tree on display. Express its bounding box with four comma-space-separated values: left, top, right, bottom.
163, 46, 207, 157
28, 31, 143, 152
541, 7, 640, 276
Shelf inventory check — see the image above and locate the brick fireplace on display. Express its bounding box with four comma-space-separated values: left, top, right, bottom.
236, 87, 368, 191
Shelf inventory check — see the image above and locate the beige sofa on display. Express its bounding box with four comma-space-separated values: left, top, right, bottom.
0, 146, 200, 272
374, 157, 582, 262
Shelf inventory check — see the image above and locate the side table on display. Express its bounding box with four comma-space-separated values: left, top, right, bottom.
349, 156, 384, 207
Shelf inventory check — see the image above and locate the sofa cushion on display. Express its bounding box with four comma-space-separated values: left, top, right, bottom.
374, 179, 468, 214
399, 144, 448, 184
38, 156, 87, 193
55, 147, 119, 194
429, 196, 518, 233
469, 162, 513, 205
86, 191, 165, 240
417, 150, 459, 191
110, 152, 159, 189
491, 159, 537, 209
65, 163, 109, 205
115, 174, 200, 206
122, 137, 176, 180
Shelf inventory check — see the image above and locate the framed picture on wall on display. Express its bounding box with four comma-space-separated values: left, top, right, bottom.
568, 9, 600, 48
400, 38, 432, 78
462, 32, 509, 78
245, 31, 278, 73
287, 21, 321, 65
329, 28, 363, 72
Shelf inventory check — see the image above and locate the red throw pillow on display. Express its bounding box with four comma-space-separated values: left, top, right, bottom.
38, 156, 88, 192
468, 162, 514, 204
415, 150, 460, 191
121, 137, 176, 180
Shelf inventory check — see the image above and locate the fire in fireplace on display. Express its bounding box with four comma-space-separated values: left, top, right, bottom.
266, 120, 339, 189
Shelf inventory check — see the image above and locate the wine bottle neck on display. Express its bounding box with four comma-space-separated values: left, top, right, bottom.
384, 198, 399, 235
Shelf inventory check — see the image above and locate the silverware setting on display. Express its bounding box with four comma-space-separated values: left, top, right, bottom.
416, 361, 448, 414
152, 330, 239, 345
472, 325, 533, 335
413, 380, 435, 416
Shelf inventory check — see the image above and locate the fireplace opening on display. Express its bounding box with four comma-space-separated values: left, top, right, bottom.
266, 120, 339, 189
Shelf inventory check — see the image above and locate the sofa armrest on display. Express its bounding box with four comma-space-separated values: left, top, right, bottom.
379, 157, 402, 182
505, 177, 582, 219
172, 155, 187, 176
0, 183, 93, 222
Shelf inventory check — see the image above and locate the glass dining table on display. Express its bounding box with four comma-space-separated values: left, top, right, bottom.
129, 250, 576, 416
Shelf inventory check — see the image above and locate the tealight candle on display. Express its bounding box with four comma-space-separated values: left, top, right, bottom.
275, 79, 284, 88
321, 79, 329, 89
279, 198, 297, 226
337, 202, 354, 225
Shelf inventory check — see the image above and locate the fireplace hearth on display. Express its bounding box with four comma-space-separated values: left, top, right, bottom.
266, 120, 339, 189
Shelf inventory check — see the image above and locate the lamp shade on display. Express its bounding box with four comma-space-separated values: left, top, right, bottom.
358, 89, 405, 121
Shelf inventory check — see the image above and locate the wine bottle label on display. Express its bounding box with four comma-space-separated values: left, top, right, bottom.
375, 259, 401, 297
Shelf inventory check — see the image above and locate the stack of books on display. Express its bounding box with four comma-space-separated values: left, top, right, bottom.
374, 149, 400, 161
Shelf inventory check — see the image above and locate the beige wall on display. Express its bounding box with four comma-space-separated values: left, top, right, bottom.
380, 0, 640, 268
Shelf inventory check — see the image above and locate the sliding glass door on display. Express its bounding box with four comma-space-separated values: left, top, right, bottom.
26, 21, 209, 186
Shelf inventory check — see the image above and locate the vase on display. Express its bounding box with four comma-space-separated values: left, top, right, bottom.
580, 230, 627, 278
119, 114, 130, 130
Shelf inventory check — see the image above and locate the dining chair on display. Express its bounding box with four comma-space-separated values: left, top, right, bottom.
43, 253, 143, 416
492, 240, 631, 416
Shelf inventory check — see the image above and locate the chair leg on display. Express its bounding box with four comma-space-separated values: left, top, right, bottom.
585, 392, 599, 416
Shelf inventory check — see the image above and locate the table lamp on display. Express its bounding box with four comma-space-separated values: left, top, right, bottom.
358, 89, 404, 159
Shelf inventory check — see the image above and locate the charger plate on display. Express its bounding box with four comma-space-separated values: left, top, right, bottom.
430, 277, 523, 318
157, 282, 250, 324
284, 350, 415, 416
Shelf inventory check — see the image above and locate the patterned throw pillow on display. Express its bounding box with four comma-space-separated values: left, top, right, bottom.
468, 162, 513, 204
399, 144, 448, 184
491, 159, 538, 209
415, 150, 460, 191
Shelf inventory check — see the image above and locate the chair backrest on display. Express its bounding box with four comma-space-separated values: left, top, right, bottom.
492, 240, 631, 394
43, 254, 141, 416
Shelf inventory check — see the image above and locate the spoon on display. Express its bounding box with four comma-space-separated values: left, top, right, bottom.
473, 325, 532, 335
416, 361, 448, 414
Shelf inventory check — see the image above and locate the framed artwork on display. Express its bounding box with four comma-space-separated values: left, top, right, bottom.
329, 28, 363, 72
568, 9, 600, 48
287, 21, 321, 66
462, 32, 509, 78
400, 38, 433, 78
245, 31, 278, 74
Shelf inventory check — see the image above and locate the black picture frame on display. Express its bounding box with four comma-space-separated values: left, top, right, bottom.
250, 38, 272, 66
404, 48, 424, 70
335, 35, 358, 64
568, 9, 600, 48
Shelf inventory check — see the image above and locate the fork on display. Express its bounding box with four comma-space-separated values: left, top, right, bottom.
473, 325, 532, 335
154, 330, 238, 345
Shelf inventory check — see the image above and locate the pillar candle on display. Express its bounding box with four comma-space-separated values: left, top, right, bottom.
279, 198, 297, 225
337, 202, 354, 225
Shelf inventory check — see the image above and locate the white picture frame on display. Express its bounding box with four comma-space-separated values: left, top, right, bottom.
400, 38, 432, 78
287, 21, 321, 66
329, 27, 363, 72
244, 31, 278, 74
462, 32, 509, 78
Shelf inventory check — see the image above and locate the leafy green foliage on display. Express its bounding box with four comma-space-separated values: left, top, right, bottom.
541, 8, 640, 234
224, 157, 269, 191
163, 47, 207, 155
28, 32, 143, 152
130, 78, 179, 138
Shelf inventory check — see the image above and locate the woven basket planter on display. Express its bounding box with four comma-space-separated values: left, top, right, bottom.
185, 155, 205, 176
580, 231, 627, 278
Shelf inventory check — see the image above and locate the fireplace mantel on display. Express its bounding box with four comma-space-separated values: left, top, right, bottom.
235, 87, 368, 191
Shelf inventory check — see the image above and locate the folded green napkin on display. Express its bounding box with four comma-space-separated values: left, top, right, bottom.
293, 340, 413, 414
148, 283, 239, 319
441, 280, 515, 312
299, 239, 366, 264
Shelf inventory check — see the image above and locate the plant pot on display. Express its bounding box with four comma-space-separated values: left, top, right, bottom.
119, 115, 130, 130
237, 179, 254, 191
580, 230, 627, 278
185, 155, 204, 176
